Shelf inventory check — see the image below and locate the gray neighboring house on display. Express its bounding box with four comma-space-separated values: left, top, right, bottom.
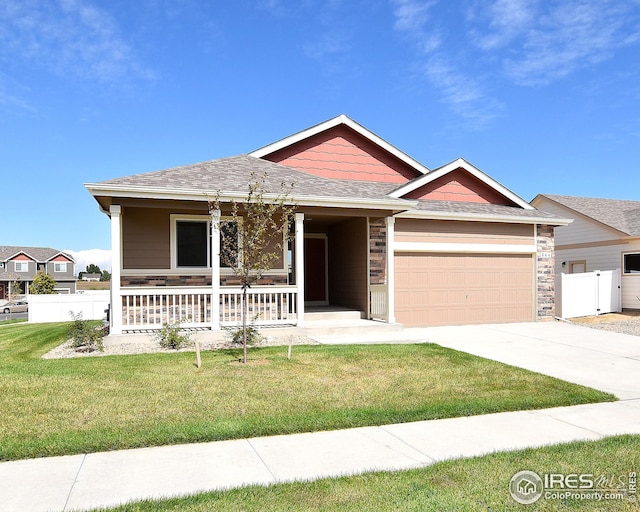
531, 195, 640, 310
0, 246, 77, 300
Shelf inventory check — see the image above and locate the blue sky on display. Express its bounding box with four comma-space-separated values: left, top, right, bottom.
1, 0, 639, 273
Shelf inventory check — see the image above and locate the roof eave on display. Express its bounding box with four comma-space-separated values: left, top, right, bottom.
85, 183, 416, 213
396, 209, 573, 226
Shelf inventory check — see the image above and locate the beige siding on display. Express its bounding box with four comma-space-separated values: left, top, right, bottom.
395, 219, 533, 245
395, 252, 534, 326
122, 207, 171, 269
328, 218, 368, 311
535, 199, 622, 245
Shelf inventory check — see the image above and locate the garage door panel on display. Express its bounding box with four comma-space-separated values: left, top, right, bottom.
395, 252, 533, 326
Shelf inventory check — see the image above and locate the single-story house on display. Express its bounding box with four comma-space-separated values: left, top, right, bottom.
531, 194, 640, 310
0, 245, 77, 299
86, 115, 569, 334
81, 273, 102, 282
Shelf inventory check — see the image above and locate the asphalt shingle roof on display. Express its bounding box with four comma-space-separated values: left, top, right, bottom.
92, 154, 565, 223
0, 246, 72, 263
541, 194, 640, 236
97, 154, 400, 203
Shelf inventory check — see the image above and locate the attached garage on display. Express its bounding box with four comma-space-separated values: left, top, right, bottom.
395, 252, 534, 326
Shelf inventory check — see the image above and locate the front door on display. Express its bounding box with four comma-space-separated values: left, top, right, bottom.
304, 236, 328, 305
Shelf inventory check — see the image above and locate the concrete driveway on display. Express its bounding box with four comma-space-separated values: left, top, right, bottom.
315, 321, 640, 400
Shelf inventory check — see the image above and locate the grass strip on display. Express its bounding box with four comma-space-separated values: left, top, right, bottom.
0, 322, 615, 461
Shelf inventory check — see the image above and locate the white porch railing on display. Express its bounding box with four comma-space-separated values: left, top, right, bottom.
120, 286, 298, 331
220, 287, 298, 326
370, 284, 388, 321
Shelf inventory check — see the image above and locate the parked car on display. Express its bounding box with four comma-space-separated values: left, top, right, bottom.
2, 300, 28, 314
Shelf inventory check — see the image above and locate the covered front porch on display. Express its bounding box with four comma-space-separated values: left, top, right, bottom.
108, 206, 397, 335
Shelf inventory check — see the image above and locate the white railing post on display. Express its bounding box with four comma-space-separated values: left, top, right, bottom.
110, 205, 123, 334
386, 216, 396, 324
295, 212, 305, 327
211, 209, 221, 330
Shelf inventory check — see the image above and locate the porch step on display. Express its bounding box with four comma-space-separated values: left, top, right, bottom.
304, 319, 403, 337
303, 308, 403, 337
304, 307, 364, 323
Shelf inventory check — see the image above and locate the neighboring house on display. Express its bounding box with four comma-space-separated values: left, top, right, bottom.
0, 246, 77, 299
85, 115, 569, 335
82, 273, 102, 282
531, 194, 640, 310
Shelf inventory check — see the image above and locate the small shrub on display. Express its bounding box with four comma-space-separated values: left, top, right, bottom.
224, 324, 264, 346
68, 313, 105, 352
154, 320, 191, 350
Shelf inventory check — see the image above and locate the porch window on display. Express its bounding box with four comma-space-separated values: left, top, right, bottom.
172, 215, 239, 269
623, 253, 640, 274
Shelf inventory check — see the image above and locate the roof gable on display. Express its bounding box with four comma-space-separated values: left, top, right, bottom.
0, 246, 74, 263
532, 194, 640, 236
250, 115, 427, 183
390, 158, 533, 210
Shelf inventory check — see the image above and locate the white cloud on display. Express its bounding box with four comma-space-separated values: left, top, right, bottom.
65, 249, 112, 276
0, 0, 152, 82
469, 0, 640, 86
470, 0, 538, 51
391, 0, 500, 128
392, 0, 436, 34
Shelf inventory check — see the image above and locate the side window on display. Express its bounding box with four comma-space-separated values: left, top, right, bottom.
623, 253, 640, 274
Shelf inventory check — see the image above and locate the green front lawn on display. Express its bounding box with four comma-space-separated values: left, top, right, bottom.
0, 322, 615, 461
100, 435, 640, 511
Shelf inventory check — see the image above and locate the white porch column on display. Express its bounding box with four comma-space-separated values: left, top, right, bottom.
386, 216, 396, 324
211, 209, 221, 331
110, 205, 123, 335
295, 212, 305, 327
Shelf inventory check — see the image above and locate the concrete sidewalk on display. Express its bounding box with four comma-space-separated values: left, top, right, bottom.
1, 400, 639, 512
2, 321, 639, 511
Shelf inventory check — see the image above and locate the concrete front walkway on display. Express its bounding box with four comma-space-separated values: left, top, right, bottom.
1, 321, 639, 512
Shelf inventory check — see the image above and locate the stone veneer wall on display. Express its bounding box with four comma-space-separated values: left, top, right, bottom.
121, 275, 288, 287
536, 224, 555, 320
369, 218, 386, 285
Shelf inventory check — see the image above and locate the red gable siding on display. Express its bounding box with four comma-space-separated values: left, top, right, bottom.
263, 126, 421, 183
12, 254, 32, 261
403, 168, 517, 205
52, 254, 72, 262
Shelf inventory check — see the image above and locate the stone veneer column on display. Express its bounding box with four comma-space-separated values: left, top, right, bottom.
369, 219, 387, 285
536, 224, 556, 320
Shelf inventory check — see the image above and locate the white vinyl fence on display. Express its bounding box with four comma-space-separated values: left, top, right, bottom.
556, 269, 622, 319
28, 291, 110, 323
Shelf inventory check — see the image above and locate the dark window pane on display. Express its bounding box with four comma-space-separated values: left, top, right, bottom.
220, 221, 239, 268
624, 253, 640, 274
177, 221, 208, 267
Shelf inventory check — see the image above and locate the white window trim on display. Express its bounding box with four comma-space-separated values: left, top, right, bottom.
14, 261, 29, 272
170, 214, 243, 271
54, 262, 67, 273
622, 251, 640, 275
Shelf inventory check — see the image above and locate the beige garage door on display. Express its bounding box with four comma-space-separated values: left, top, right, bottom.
395, 252, 534, 326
